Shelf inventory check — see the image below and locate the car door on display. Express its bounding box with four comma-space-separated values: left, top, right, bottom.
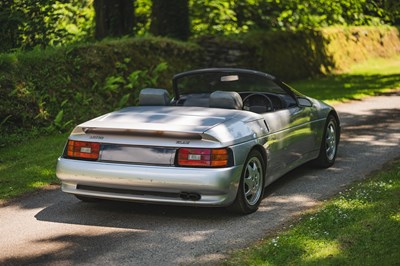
256, 78, 320, 184
263, 103, 317, 183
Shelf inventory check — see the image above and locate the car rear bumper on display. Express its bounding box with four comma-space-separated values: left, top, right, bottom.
56, 158, 243, 207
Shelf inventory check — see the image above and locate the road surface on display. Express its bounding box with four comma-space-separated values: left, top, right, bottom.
0, 93, 399, 265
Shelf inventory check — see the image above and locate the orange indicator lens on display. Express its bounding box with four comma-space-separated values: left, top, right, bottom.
178, 148, 229, 167
67, 140, 100, 160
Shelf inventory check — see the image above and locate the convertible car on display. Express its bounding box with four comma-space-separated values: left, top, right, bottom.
56, 68, 340, 214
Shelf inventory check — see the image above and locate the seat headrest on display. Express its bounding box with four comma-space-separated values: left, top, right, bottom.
139, 88, 170, 106
209, 91, 243, 110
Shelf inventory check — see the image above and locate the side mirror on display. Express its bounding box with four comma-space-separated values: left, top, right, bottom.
297, 97, 313, 107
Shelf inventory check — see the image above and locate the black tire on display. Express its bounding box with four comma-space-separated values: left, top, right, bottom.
312, 115, 339, 168
75, 195, 99, 202
229, 149, 265, 214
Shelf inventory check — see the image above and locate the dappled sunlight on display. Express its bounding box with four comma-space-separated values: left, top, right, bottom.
268, 194, 316, 207
28, 181, 49, 189
292, 72, 400, 103
257, 205, 277, 212
178, 230, 216, 243
302, 239, 341, 261
349, 55, 400, 75
175, 252, 227, 265
389, 213, 400, 222
344, 134, 400, 147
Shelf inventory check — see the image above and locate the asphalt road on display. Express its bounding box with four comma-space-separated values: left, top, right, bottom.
1, 93, 399, 266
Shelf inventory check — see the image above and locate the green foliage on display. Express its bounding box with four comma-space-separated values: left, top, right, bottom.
47, 0, 94, 46
102, 60, 169, 108
191, 0, 250, 35
134, 0, 152, 35
0, 0, 94, 53
1, 0, 398, 51
188, 0, 400, 36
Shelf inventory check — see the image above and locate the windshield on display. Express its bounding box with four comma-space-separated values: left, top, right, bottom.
174, 72, 286, 97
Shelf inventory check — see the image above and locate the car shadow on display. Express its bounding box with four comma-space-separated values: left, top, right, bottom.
33, 170, 304, 225
33, 159, 323, 234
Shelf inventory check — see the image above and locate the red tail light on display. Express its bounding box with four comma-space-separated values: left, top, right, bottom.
67, 140, 100, 160
177, 148, 229, 167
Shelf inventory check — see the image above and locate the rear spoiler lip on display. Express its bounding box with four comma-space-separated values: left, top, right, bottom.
71, 126, 220, 142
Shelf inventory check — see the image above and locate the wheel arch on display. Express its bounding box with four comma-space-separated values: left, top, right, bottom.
328, 110, 341, 142
251, 144, 268, 181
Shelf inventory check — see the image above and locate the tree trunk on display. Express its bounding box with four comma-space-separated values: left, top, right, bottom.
150, 0, 190, 40
94, 0, 134, 40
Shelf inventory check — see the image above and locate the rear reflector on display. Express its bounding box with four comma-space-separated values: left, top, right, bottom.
67, 140, 100, 160
177, 148, 229, 167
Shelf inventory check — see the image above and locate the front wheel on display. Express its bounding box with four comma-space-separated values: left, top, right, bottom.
312, 115, 339, 168
229, 149, 265, 214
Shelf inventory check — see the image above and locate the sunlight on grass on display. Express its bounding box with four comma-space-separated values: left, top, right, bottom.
0, 133, 67, 200
225, 160, 400, 265
28, 181, 50, 188
302, 239, 341, 261
390, 213, 400, 222
291, 55, 400, 104
349, 55, 400, 75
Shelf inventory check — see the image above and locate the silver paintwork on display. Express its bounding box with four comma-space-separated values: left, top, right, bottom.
57, 157, 243, 206
56, 70, 339, 207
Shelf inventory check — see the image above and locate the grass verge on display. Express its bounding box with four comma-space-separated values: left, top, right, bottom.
0, 133, 67, 201
224, 159, 400, 265
290, 55, 400, 104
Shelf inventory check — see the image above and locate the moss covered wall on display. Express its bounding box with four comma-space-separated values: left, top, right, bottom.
0, 26, 399, 138
198, 26, 400, 80
320, 27, 400, 71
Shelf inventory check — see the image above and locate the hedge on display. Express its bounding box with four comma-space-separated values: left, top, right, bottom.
0, 37, 203, 140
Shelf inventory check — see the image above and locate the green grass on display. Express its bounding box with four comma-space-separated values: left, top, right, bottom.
290, 55, 400, 104
0, 133, 67, 200
225, 159, 400, 266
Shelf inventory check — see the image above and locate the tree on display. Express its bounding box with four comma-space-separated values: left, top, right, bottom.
150, 0, 190, 40
94, 0, 134, 40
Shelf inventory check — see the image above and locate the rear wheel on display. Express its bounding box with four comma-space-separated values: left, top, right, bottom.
312, 115, 339, 168
229, 149, 265, 214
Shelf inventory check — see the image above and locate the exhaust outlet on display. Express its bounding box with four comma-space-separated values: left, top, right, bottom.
180, 192, 201, 201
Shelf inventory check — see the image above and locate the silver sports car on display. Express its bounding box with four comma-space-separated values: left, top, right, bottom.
56, 68, 340, 214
